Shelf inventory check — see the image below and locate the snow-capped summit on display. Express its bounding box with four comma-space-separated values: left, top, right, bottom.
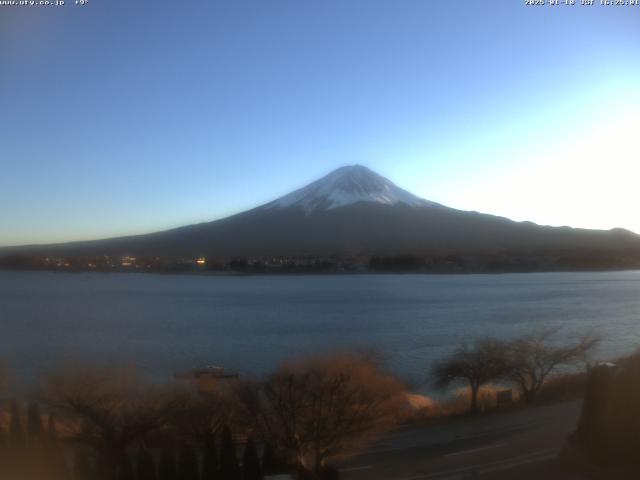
263, 165, 439, 213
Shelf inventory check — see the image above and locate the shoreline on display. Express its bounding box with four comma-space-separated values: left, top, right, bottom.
2, 265, 640, 277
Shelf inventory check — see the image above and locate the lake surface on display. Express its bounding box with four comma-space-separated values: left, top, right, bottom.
1, 270, 640, 390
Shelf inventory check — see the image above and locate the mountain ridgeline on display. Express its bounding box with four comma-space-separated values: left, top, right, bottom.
3, 166, 640, 272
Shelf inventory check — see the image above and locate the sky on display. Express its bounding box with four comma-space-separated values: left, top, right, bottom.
1, 0, 639, 246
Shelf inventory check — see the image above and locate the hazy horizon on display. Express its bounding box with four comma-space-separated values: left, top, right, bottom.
1, 163, 639, 249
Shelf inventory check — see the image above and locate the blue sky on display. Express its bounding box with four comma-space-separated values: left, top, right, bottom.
1, 1, 639, 246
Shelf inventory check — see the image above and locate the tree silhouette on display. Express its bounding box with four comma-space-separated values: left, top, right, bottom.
178, 445, 199, 480
201, 435, 219, 480
158, 448, 177, 480
46, 413, 57, 443
0, 419, 6, 453
242, 437, 262, 480
219, 426, 241, 480
27, 403, 45, 446
432, 339, 509, 413
261, 443, 285, 476
506, 329, 599, 403
39, 412, 69, 480
41, 367, 170, 478
118, 454, 135, 480
137, 448, 157, 480
74, 447, 93, 480
9, 399, 25, 449
96, 451, 116, 480
237, 353, 404, 477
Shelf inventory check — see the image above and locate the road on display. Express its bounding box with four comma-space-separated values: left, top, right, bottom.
341, 400, 586, 480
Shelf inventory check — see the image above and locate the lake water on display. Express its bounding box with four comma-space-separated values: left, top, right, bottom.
1, 270, 640, 390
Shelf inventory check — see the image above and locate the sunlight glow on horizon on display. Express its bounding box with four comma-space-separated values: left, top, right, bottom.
437, 107, 640, 234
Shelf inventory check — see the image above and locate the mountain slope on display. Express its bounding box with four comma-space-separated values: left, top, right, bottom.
2, 165, 640, 258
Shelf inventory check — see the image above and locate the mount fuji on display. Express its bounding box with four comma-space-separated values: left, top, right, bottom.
4, 165, 640, 260
261, 165, 439, 212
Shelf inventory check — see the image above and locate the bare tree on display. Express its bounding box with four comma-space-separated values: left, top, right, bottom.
237, 352, 405, 479
505, 329, 599, 403
164, 385, 233, 445
40, 366, 173, 479
432, 339, 509, 413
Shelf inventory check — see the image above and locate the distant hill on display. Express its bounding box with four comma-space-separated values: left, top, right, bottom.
2, 165, 640, 262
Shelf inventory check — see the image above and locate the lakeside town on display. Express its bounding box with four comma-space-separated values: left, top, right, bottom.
3, 250, 640, 275
0, 254, 367, 274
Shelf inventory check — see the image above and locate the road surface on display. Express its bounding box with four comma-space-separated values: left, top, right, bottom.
341, 400, 585, 480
